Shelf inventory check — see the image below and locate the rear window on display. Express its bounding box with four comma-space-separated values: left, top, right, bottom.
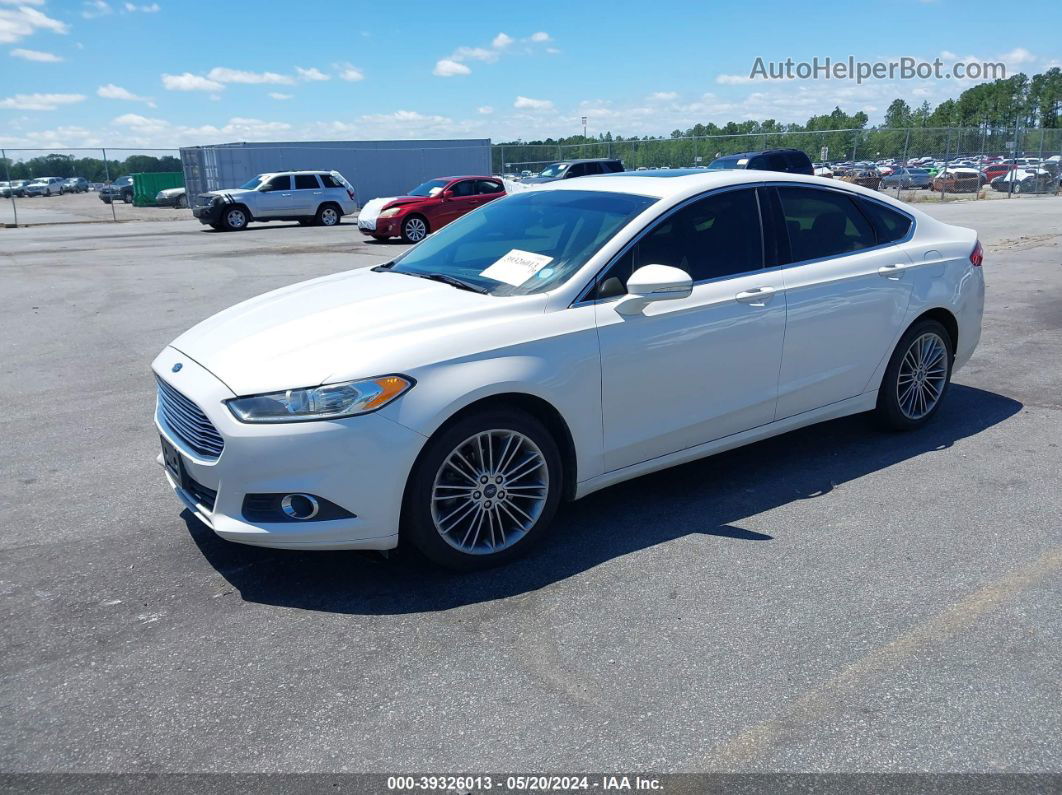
320, 173, 343, 188
858, 199, 912, 243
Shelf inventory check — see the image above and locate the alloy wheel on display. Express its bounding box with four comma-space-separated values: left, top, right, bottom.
320, 207, 339, 225
430, 430, 549, 555
404, 217, 427, 242
896, 332, 948, 420
226, 208, 246, 229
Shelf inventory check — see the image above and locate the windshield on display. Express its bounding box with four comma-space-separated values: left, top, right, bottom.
538, 163, 570, 178
390, 190, 655, 296
407, 178, 449, 197
239, 175, 266, 190
706, 156, 744, 170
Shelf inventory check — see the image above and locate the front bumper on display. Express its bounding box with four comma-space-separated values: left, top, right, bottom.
192, 203, 222, 224
151, 347, 426, 549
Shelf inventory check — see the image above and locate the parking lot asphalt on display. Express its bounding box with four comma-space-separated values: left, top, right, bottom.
1, 202, 1060, 773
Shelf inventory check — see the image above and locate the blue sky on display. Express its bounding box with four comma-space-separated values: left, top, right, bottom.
2, 0, 1060, 150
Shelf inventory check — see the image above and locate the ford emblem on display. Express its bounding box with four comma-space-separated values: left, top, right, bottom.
172, 363, 183, 373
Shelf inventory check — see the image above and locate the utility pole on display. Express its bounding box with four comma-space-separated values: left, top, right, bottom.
581, 116, 587, 141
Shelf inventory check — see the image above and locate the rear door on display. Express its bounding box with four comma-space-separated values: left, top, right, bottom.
473, 178, 505, 208
291, 173, 322, 215
770, 184, 915, 418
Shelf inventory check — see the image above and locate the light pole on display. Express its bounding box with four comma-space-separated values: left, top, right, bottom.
581, 116, 587, 141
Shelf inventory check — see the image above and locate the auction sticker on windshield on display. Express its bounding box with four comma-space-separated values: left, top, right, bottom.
480, 249, 554, 286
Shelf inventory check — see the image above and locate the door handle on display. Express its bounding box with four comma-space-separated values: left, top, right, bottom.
878, 263, 913, 279
313, 191, 322, 195
735, 286, 776, 304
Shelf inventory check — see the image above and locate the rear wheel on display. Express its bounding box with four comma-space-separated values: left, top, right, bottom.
175, 194, 188, 209
403, 410, 563, 570
315, 203, 341, 226
221, 206, 248, 231
875, 319, 953, 431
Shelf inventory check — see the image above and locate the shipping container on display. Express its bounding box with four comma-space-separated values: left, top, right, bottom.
178, 139, 492, 206
132, 171, 185, 207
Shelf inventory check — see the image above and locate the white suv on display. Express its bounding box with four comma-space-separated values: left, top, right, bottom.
191, 170, 357, 231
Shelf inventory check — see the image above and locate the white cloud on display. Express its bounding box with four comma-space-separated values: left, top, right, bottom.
207, 66, 295, 85
715, 73, 756, 85
81, 0, 111, 18
269, 92, 292, 100
336, 63, 364, 81
998, 47, 1035, 65
162, 72, 224, 92
433, 58, 470, 77
123, 2, 160, 10
478, 105, 494, 114
10, 47, 61, 61
514, 95, 554, 111
295, 66, 329, 81
649, 91, 678, 101
0, 92, 84, 110
97, 83, 155, 106
0, 0, 45, 5
0, 5, 68, 43
434, 30, 552, 76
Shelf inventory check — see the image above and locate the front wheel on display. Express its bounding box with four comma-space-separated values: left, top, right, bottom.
875, 319, 953, 431
403, 410, 563, 570
175, 194, 188, 209
221, 206, 248, 231
401, 214, 428, 243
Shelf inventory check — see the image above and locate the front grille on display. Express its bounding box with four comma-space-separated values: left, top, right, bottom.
156, 377, 225, 459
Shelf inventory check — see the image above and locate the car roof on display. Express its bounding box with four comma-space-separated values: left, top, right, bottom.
540, 168, 905, 203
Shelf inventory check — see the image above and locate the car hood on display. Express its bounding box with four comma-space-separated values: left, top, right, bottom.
518, 176, 559, 184
169, 267, 546, 396
157, 187, 185, 196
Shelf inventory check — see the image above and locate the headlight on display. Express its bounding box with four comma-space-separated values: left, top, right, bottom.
226, 375, 413, 423
378, 207, 403, 218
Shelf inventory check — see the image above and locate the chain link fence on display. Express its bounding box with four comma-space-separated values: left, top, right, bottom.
493, 126, 1062, 202
1, 147, 184, 227
3, 128, 1060, 227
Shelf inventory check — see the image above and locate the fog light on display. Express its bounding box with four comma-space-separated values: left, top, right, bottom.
281, 493, 319, 520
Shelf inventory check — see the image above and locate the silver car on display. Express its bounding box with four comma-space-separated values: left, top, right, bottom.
191, 170, 358, 231
25, 177, 65, 197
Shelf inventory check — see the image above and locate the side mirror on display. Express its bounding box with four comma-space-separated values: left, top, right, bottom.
441, 189, 454, 199
616, 264, 693, 315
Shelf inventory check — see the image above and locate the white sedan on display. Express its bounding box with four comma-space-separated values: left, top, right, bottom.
152, 169, 984, 569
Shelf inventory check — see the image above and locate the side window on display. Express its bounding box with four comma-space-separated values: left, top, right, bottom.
594, 188, 763, 297
449, 180, 475, 197
293, 174, 320, 190
319, 173, 342, 188
858, 198, 913, 243
785, 151, 811, 173
264, 175, 291, 191
604, 161, 623, 173
582, 162, 603, 175
777, 186, 876, 262
566, 163, 586, 178
476, 180, 503, 195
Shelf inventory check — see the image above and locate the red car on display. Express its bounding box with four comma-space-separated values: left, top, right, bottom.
358, 175, 506, 242
982, 163, 1018, 181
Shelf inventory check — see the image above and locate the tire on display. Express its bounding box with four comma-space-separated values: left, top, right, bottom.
401, 214, 429, 243
315, 203, 341, 227
208, 222, 224, 231
122, 192, 132, 204
403, 409, 563, 571
1012, 182, 1023, 194
175, 194, 188, 209
220, 205, 249, 231
875, 319, 953, 431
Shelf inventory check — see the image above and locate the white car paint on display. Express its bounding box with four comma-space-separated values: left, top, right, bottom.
153, 169, 983, 552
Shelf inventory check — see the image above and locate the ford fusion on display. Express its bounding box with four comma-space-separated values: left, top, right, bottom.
153, 169, 984, 570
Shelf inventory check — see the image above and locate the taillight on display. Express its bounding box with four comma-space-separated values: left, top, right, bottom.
970, 240, 983, 267
347, 189, 355, 201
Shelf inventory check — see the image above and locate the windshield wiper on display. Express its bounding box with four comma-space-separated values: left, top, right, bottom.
399, 271, 487, 293
370, 261, 395, 271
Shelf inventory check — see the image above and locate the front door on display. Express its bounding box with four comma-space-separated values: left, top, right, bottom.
595, 187, 787, 471
257, 174, 294, 217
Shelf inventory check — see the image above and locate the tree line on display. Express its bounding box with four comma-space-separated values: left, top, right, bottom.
1, 153, 182, 183
493, 68, 1062, 171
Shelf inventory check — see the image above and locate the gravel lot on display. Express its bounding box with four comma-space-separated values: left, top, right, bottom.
1, 200, 1060, 773
0, 190, 194, 226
